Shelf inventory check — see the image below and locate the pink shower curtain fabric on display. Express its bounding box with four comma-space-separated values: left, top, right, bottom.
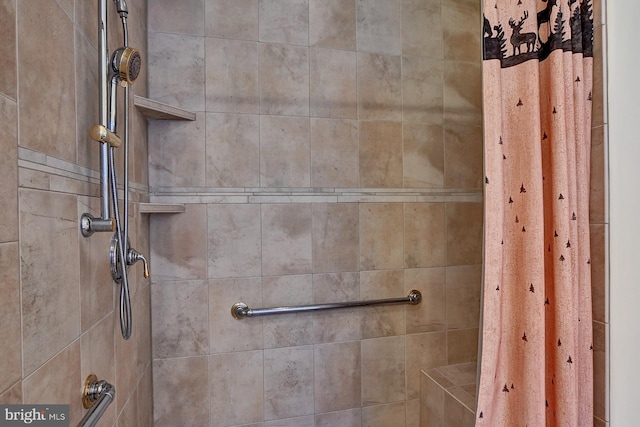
477, 0, 594, 425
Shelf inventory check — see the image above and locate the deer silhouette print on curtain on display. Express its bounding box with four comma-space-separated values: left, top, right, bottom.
477, 0, 594, 425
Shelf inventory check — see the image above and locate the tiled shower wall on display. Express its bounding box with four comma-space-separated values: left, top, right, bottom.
590, 0, 609, 425
147, 0, 484, 426
0, 0, 152, 425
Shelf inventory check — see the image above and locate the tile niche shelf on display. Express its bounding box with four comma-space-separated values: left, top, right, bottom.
135, 95, 194, 214
134, 95, 196, 121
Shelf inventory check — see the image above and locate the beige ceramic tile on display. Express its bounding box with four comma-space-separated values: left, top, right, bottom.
137, 365, 154, 427
115, 311, 139, 412
405, 332, 447, 400
0, 381, 21, 404
20, 190, 80, 376
446, 265, 482, 330
260, 115, 310, 187
310, 118, 359, 187
359, 203, 404, 270
314, 341, 361, 412
404, 203, 446, 268
151, 280, 209, 358
264, 346, 314, 420
445, 125, 484, 190
153, 357, 210, 427
209, 278, 263, 353
446, 202, 483, 266
80, 312, 119, 392
205, 0, 259, 40
206, 38, 259, 114
443, 61, 483, 126
402, 0, 442, 59
402, 400, 418, 427
590, 125, 606, 224
149, 112, 206, 187
590, 224, 607, 323
356, 0, 401, 55
442, 0, 481, 62
420, 374, 444, 426
310, 48, 357, 119
148, 0, 204, 35
206, 113, 260, 187
444, 393, 475, 426
405, 268, 446, 333
262, 275, 314, 348
210, 351, 264, 427
0, 0, 16, 99
357, 53, 402, 121
23, 341, 82, 425
80, 314, 116, 427
75, 32, 100, 172
402, 56, 443, 125
0, 96, 17, 242
18, 0, 75, 162
312, 272, 362, 344
309, 0, 356, 50
134, 284, 152, 379
403, 123, 444, 189
208, 204, 262, 278
360, 270, 405, 338
362, 402, 406, 427
593, 321, 606, 420
315, 408, 362, 427
0, 242, 20, 394
131, 106, 150, 187
312, 203, 359, 273
117, 393, 139, 427
261, 204, 312, 276
75, 0, 97, 48
437, 362, 477, 386
259, 0, 309, 45
55, 0, 73, 17
359, 121, 403, 188
361, 336, 406, 405
265, 416, 314, 427
259, 43, 310, 116
447, 328, 479, 365
150, 204, 208, 281
148, 32, 205, 111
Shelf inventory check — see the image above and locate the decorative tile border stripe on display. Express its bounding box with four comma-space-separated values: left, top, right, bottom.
18, 147, 148, 197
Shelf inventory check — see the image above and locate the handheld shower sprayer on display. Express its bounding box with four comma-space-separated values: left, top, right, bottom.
80, 0, 148, 341
112, 47, 141, 85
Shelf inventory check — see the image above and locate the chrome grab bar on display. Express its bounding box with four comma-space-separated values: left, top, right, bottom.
231, 290, 422, 319
77, 375, 115, 427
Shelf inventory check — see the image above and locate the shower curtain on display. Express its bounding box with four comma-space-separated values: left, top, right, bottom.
477, 0, 594, 425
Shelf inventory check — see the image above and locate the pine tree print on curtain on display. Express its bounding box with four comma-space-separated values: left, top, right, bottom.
477, 0, 593, 425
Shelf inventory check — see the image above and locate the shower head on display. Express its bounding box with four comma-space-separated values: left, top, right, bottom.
112, 47, 141, 85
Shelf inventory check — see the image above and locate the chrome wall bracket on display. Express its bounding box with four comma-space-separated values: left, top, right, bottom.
80, 213, 115, 237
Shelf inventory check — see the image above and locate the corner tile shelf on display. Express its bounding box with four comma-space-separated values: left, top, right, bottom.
135, 95, 194, 214
134, 95, 196, 121
138, 203, 186, 214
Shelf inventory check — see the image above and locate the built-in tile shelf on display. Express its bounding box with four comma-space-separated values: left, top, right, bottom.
133, 95, 196, 121
138, 203, 185, 214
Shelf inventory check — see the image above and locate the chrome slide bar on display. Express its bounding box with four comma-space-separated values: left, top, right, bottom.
231, 290, 422, 319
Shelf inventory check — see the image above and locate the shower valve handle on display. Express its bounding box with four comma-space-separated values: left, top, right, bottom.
127, 248, 150, 278
89, 124, 121, 148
